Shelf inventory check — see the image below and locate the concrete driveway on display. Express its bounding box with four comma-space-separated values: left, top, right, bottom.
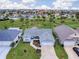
40, 45, 58, 59
0, 46, 11, 59
64, 46, 79, 59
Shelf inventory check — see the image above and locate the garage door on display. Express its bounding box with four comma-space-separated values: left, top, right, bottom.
64, 40, 76, 46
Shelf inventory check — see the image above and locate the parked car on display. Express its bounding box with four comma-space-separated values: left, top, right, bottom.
73, 47, 79, 56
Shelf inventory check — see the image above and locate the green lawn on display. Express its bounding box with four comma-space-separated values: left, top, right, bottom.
54, 41, 68, 59
7, 41, 40, 59
0, 18, 79, 59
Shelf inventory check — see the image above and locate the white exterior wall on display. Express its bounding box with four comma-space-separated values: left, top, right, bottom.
0, 41, 12, 46
64, 40, 76, 46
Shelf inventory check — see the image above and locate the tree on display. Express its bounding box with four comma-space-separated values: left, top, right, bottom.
36, 15, 40, 21
49, 15, 55, 22
4, 26, 8, 29
75, 13, 79, 22
42, 16, 46, 21
9, 19, 14, 23
20, 17, 24, 22
49, 17, 53, 22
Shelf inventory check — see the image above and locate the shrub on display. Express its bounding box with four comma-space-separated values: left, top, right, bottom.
10, 42, 15, 47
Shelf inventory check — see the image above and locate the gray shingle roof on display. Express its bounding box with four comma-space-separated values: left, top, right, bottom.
76, 28, 79, 33
23, 27, 55, 44
0, 29, 20, 41
54, 24, 76, 41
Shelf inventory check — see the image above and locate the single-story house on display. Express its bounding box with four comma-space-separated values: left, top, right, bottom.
54, 24, 79, 46
0, 28, 22, 47
23, 27, 55, 46
0, 28, 22, 59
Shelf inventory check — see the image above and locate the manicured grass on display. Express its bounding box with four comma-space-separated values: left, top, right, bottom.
53, 32, 68, 59
54, 41, 68, 59
7, 41, 40, 59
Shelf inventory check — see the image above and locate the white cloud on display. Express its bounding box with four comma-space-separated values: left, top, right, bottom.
0, 0, 37, 9
0, 0, 29, 9
0, 0, 51, 9
52, 0, 77, 10
22, 0, 36, 3
0, 0, 78, 9
71, 7, 79, 10
34, 5, 51, 9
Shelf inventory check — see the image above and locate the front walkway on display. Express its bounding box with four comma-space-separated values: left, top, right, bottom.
0, 46, 11, 59
40, 45, 58, 59
64, 46, 79, 59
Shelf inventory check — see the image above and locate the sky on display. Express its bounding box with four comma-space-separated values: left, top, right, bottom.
0, 0, 79, 10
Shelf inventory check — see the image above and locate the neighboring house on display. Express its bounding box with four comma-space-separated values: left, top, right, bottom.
54, 24, 79, 46
23, 27, 55, 46
0, 28, 22, 59
0, 28, 22, 47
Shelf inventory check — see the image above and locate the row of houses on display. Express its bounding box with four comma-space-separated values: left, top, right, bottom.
0, 25, 79, 47
0, 9, 79, 20
0, 27, 55, 59
0, 25, 79, 59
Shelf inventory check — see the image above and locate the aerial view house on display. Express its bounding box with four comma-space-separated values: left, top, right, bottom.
0, 28, 22, 59
54, 24, 79, 46
23, 27, 58, 59
23, 27, 55, 46
0, 28, 22, 46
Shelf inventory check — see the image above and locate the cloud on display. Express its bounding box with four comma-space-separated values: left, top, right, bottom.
71, 7, 79, 10
0, 0, 28, 9
0, 0, 51, 9
52, 0, 77, 10
22, 0, 36, 3
34, 5, 51, 9
0, 0, 78, 10
0, 0, 37, 9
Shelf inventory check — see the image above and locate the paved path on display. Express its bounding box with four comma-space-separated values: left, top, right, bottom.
0, 46, 11, 59
40, 45, 58, 59
64, 47, 79, 59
